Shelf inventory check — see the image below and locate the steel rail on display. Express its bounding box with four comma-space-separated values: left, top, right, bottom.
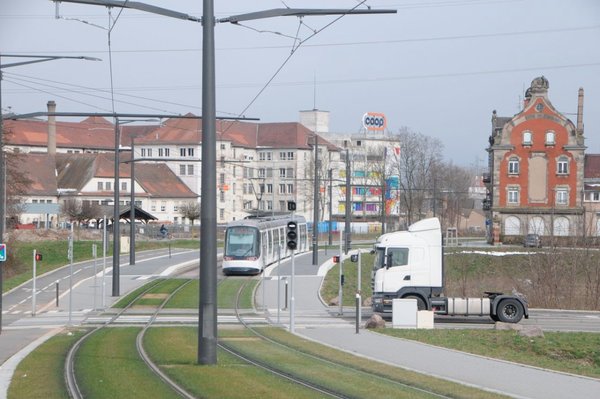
229, 277, 455, 399
64, 278, 164, 399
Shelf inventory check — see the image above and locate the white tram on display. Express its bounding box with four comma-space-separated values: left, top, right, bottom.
222, 215, 308, 275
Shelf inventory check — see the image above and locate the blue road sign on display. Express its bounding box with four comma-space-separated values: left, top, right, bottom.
0, 243, 6, 262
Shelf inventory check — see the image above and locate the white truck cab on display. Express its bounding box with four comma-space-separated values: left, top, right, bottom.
371, 218, 528, 323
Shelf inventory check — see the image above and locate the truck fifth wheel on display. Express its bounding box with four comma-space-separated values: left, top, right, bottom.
371, 218, 528, 323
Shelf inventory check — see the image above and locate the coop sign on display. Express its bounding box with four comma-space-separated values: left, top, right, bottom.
362, 112, 386, 131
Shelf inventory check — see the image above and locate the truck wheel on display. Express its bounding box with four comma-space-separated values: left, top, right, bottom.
497, 298, 524, 323
405, 295, 427, 311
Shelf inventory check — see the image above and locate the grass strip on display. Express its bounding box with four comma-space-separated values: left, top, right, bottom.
76, 327, 180, 399
112, 279, 163, 308
378, 329, 600, 378
8, 329, 86, 399
321, 253, 374, 306
146, 327, 505, 399
247, 327, 507, 399
144, 327, 320, 398
130, 279, 188, 307
164, 279, 198, 309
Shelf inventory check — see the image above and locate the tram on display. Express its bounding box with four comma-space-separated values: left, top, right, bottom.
222, 214, 308, 275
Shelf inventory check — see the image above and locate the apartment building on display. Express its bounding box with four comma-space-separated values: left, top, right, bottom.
6, 107, 346, 225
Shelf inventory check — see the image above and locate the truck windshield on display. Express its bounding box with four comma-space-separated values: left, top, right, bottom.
225, 226, 259, 257
373, 247, 409, 269
373, 247, 386, 270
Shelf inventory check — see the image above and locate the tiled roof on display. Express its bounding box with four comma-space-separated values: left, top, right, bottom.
134, 114, 201, 145
14, 153, 58, 196
4, 117, 116, 150
135, 163, 197, 198
584, 154, 600, 179
6, 114, 339, 152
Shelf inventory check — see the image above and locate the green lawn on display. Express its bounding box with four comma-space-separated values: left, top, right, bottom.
8, 330, 85, 399
379, 329, 600, 379
146, 327, 505, 399
321, 252, 374, 306
76, 327, 181, 399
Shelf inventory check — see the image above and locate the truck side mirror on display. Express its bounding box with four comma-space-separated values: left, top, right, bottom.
385, 253, 393, 269
370, 249, 375, 255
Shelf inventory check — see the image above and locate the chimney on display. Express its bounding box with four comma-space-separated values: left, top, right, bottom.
576, 87, 584, 135
47, 100, 57, 155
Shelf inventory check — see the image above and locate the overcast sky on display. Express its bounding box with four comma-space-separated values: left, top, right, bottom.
2, 0, 599, 167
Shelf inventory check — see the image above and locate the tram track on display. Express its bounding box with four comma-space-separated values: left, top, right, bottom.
222, 277, 457, 399
64, 279, 165, 399
64, 259, 458, 399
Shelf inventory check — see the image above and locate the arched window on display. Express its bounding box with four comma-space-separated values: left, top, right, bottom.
523, 131, 532, 145
508, 157, 519, 174
553, 217, 569, 236
557, 156, 569, 175
504, 216, 521, 235
545, 131, 555, 145
528, 217, 545, 235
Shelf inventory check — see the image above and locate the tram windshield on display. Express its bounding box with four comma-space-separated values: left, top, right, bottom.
225, 226, 259, 258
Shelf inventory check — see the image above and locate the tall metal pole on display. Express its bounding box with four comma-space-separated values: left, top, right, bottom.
112, 118, 120, 296
312, 133, 319, 265
344, 148, 351, 254
199, 0, 218, 365
328, 168, 332, 246
0, 67, 5, 334
381, 147, 387, 234
129, 137, 135, 265
102, 215, 107, 309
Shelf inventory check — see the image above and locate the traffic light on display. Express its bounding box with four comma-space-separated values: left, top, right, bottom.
333, 255, 340, 263
287, 201, 296, 211
35, 253, 43, 261
286, 221, 297, 250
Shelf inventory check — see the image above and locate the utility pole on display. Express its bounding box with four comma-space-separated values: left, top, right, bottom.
328, 168, 332, 246
112, 118, 120, 296
344, 147, 351, 254
312, 133, 319, 265
381, 147, 387, 235
129, 136, 135, 265
199, 0, 218, 366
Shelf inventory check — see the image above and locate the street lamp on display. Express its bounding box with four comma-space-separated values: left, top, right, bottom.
54, 0, 396, 365
0, 53, 99, 334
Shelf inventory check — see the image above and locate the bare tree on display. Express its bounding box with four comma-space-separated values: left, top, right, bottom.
436, 161, 472, 229
61, 198, 82, 223
389, 127, 443, 226
3, 129, 32, 226
179, 201, 200, 226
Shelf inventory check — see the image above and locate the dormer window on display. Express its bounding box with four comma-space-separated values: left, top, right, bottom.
523, 131, 532, 145
546, 131, 555, 145
508, 157, 520, 175
557, 156, 569, 175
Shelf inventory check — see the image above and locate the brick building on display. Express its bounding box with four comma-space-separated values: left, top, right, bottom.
486, 76, 589, 242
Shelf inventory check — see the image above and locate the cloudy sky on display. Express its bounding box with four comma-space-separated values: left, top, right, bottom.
2, 0, 599, 167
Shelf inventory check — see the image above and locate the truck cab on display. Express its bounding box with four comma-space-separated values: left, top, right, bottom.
371, 218, 528, 323
371, 218, 443, 312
